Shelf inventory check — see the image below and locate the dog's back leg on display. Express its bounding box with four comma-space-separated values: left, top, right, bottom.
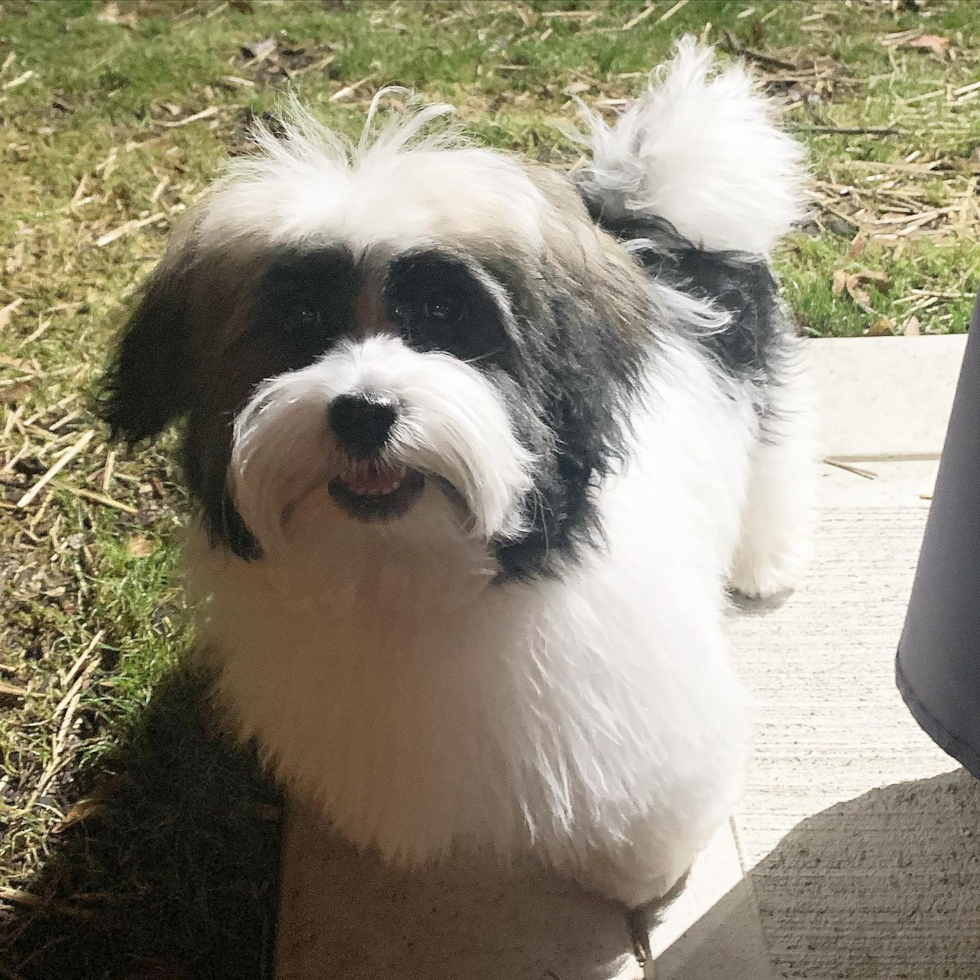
729, 360, 814, 599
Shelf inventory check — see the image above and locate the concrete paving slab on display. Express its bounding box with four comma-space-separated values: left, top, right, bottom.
277, 805, 645, 980
653, 822, 774, 980
654, 877, 773, 980
811, 335, 966, 460
648, 822, 744, 963
276, 804, 771, 980
725, 483, 977, 980
818, 458, 938, 506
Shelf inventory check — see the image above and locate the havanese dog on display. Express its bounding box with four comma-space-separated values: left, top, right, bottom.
101, 39, 811, 909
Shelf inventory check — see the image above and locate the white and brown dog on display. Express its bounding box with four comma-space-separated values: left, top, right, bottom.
102, 39, 811, 908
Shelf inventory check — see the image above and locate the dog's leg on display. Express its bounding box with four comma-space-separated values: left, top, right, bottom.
729, 376, 813, 600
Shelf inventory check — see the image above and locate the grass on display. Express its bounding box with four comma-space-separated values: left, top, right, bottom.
0, 1, 977, 977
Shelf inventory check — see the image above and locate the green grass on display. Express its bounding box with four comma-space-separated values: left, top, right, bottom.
1, 1, 978, 977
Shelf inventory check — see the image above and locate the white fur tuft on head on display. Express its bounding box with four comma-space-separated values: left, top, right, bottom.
580, 36, 809, 256
242, 88, 465, 176
193, 90, 547, 254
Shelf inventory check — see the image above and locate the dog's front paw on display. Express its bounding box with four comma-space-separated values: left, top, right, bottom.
729, 555, 799, 600
729, 542, 809, 600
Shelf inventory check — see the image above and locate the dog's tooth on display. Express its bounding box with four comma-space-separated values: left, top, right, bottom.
337, 460, 411, 500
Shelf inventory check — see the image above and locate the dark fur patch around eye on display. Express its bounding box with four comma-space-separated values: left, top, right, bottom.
384, 250, 514, 368
183, 246, 360, 560
103, 245, 363, 563
248, 246, 358, 371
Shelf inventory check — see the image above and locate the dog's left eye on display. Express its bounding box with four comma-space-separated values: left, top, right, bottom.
285, 305, 321, 334
422, 293, 465, 325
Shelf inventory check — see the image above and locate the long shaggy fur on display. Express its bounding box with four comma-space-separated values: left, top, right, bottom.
101, 40, 813, 909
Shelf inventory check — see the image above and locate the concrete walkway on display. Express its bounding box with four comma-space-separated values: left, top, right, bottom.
276, 336, 977, 980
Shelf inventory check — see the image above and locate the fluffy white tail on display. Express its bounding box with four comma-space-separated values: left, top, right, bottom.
582, 37, 808, 256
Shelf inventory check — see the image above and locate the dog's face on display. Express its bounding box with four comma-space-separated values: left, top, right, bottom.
102, 105, 654, 580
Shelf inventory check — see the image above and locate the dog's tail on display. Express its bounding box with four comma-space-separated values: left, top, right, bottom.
579, 37, 808, 257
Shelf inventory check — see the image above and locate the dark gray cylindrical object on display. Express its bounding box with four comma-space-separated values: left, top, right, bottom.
897, 291, 980, 778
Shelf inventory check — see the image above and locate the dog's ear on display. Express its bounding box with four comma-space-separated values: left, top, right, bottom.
99, 255, 196, 444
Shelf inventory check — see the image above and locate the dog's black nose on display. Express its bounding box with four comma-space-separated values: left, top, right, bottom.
328, 394, 398, 458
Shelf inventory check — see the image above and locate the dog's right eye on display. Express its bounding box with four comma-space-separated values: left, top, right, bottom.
422, 292, 465, 326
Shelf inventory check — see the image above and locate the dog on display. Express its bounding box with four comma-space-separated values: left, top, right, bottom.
101, 39, 812, 909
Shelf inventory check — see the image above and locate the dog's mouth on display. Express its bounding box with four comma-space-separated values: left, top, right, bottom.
328, 457, 425, 521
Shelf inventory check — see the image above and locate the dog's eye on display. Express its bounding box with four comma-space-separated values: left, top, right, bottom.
422, 293, 465, 325
285, 305, 321, 334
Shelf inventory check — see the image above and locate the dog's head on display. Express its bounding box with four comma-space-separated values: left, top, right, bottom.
101, 99, 657, 580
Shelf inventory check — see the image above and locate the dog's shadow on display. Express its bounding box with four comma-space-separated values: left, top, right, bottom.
727, 587, 795, 614
659, 769, 980, 979
2, 668, 281, 980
